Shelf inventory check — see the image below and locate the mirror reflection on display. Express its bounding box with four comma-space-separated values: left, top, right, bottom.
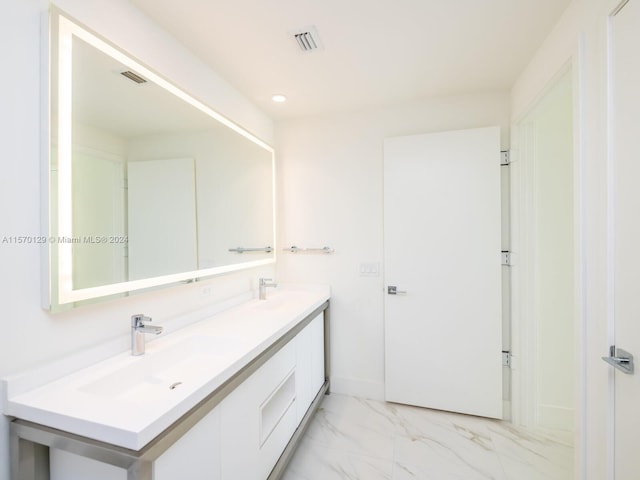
49, 13, 275, 309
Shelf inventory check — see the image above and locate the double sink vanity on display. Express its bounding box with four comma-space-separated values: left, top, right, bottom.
4, 285, 330, 479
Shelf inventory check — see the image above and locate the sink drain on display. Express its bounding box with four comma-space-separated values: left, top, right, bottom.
169, 382, 183, 390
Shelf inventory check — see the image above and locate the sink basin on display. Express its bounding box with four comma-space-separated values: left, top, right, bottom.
251, 289, 317, 312
80, 336, 244, 402
252, 296, 289, 311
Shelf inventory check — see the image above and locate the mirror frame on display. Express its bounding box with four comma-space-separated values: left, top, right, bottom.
43, 8, 276, 310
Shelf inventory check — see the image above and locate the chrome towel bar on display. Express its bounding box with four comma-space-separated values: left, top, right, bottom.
228, 246, 273, 253
283, 246, 334, 254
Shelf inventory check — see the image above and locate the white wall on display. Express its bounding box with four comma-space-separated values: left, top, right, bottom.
276, 92, 510, 399
534, 73, 575, 431
127, 130, 274, 269
510, 2, 579, 122
0, 2, 273, 478
517, 70, 575, 432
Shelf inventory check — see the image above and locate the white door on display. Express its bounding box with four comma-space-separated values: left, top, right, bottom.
72, 150, 126, 289
384, 127, 503, 419
127, 158, 198, 280
608, 2, 640, 477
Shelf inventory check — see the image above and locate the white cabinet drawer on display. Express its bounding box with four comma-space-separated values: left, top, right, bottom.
220, 340, 298, 479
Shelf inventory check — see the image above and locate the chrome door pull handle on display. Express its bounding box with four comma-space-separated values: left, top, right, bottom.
602, 346, 634, 374
387, 286, 407, 295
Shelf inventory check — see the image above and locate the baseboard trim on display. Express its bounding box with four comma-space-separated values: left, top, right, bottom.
537, 403, 574, 432
329, 376, 384, 401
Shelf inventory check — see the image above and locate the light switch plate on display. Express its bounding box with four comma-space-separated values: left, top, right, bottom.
359, 262, 380, 277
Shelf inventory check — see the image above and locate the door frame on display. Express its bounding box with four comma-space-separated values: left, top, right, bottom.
510, 58, 585, 457
605, 2, 633, 478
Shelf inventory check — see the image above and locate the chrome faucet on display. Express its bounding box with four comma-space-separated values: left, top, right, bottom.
131, 314, 163, 356
259, 278, 278, 300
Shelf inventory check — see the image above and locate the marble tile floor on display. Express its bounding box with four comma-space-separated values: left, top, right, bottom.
282, 393, 573, 480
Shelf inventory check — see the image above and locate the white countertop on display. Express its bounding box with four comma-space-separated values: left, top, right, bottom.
3, 284, 330, 450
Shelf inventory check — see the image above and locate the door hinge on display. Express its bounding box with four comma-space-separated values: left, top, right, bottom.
501, 250, 512, 266
500, 150, 510, 166
502, 351, 511, 367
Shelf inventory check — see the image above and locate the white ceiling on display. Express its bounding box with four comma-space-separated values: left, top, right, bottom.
131, 0, 571, 120
73, 35, 220, 138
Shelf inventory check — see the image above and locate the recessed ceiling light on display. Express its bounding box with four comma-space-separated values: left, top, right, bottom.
272, 94, 287, 103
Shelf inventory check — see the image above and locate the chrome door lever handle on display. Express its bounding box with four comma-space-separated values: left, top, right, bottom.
387, 286, 407, 295
602, 346, 634, 374
612, 356, 631, 364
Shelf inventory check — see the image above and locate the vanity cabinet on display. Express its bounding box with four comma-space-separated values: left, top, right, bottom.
220, 341, 298, 479
51, 407, 221, 480
45, 310, 326, 480
220, 312, 324, 480
154, 407, 222, 480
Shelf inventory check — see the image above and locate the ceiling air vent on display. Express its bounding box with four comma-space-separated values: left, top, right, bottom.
290, 26, 323, 53
120, 70, 148, 84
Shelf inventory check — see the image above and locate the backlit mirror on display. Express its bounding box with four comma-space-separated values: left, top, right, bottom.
45, 9, 275, 310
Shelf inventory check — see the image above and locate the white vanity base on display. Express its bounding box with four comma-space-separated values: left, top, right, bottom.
8, 288, 330, 480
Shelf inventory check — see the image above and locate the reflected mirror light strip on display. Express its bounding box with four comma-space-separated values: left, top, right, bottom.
58, 15, 272, 153
61, 259, 276, 303
57, 15, 74, 300
54, 13, 276, 304
271, 147, 277, 265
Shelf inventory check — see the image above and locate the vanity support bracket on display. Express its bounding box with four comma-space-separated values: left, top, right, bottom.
10, 430, 50, 480
323, 301, 331, 394
9, 300, 330, 480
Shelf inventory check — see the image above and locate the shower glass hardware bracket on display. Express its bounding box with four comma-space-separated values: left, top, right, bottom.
602, 345, 634, 374
283, 246, 335, 254
500, 150, 511, 166
228, 246, 273, 253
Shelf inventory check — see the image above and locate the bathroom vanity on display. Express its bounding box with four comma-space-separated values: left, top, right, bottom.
7, 6, 333, 479
4, 285, 330, 479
